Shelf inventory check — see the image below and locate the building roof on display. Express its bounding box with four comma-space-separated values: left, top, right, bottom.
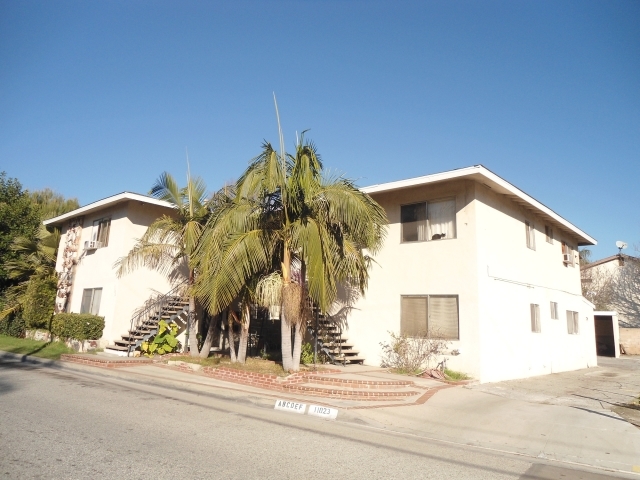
43, 192, 174, 227
581, 253, 639, 272
362, 165, 596, 246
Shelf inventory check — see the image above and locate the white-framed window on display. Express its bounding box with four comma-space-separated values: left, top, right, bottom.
80, 288, 102, 315
400, 295, 459, 339
545, 226, 553, 244
525, 221, 536, 250
562, 241, 574, 267
550, 302, 559, 320
566, 310, 579, 334
530, 304, 541, 333
401, 198, 456, 243
91, 217, 111, 248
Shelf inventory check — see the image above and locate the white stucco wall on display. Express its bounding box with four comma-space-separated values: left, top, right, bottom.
344, 179, 596, 383
59, 201, 181, 347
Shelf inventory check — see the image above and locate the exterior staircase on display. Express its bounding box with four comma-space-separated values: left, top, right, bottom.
105, 283, 190, 357
308, 314, 364, 365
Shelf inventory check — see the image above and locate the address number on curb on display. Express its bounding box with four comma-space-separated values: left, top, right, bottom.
274, 399, 306, 414
308, 404, 338, 419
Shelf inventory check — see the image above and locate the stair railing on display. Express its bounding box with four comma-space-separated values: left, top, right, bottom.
127, 280, 189, 357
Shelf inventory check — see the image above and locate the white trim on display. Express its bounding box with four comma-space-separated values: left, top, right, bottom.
361, 165, 596, 246
43, 192, 174, 227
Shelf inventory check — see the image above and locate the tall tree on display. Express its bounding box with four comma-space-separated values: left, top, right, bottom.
0, 173, 41, 292
115, 172, 211, 356
30, 188, 79, 222
195, 133, 387, 371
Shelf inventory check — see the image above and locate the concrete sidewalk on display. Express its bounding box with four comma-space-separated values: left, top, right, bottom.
2, 350, 639, 476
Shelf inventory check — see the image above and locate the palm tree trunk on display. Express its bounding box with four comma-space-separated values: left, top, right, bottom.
237, 303, 250, 363
188, 295, 200, 357
198, 313, 219, 358
228, 312, 237, 363
291, 322, 303, 371
280, 310, 293, 371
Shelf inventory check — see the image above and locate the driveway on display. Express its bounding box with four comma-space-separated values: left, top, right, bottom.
469, 356, 640, 428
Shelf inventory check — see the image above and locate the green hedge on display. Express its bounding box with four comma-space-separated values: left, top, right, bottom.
0, 315, 26, 338
51, 313, 105, 342
22, 276, 57, 329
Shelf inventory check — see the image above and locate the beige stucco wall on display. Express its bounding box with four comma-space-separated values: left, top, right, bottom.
58, 201, 182, 347
345, 179, 596, 383
346, 179, 483, 377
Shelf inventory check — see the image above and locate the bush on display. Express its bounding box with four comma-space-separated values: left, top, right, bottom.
22, 276, 57, 329
51, 313, 105, 342
0, 315, 26, 338
380, 331, 449, 374
301, 342, 314, 365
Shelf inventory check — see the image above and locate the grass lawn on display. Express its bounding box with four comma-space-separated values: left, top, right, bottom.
0, 335, 75, 360
444, 368, 471, 381
169, 355, 288, 376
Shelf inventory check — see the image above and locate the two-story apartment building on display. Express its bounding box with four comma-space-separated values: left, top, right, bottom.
44, 192, 182, 349
343, 165, 597, 383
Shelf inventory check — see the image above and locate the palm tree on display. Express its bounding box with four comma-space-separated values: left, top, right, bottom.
115, 172, 211, 357
0, 226, 60, 321
195, 133, 387, 371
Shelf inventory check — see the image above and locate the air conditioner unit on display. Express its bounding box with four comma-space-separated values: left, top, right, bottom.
84, 240, 102, 250
563, 253, 572, 264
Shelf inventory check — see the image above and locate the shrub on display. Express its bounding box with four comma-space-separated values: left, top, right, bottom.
380, 331, 449, 374
0, 315, 26, 338
22, 276, 57, 329
51, 313, 105, 342
301, 342, 314, 365
140, 320, 180, 356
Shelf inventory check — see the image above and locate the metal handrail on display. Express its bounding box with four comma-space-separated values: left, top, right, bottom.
126, 280, 189, 357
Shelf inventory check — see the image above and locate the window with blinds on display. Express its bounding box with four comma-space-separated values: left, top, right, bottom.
401, 199, 456, 243
80, 288, 102, 316
566, 310, 579, 334
400, 295, 459, 339
530, 304, 541, 333
550, 302, 558, 320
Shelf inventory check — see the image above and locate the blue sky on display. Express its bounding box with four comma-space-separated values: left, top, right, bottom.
1, 0, 638, 258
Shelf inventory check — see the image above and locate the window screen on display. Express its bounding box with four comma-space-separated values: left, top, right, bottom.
80, 288, 102, 315
400, 295, 459, 339
401, 296, 427, 336
401, 203, 427, 242
429, 295, 459, 339
566, 310, 579, 334
530, 304, 540, 333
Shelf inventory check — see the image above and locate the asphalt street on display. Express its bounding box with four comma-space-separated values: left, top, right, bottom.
0, 360, 634, 480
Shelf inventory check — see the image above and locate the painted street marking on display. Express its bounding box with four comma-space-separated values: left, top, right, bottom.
307, 404, 338, 420
274, 399, 306, 414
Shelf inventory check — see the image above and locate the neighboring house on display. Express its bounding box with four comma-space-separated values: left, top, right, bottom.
44, 192, 183, 349
581, 253, 640, 355
345, 165, 597, 383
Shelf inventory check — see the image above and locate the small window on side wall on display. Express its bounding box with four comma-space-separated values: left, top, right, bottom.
562, 241, 574, 266
530, 304, 541, 333
550, 302, 558, 320
545, 226, 553, 244
566, 310, 579, 334
525, 221, 536, 250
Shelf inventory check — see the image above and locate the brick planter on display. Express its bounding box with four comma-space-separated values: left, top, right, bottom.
60, 354, 152, 368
